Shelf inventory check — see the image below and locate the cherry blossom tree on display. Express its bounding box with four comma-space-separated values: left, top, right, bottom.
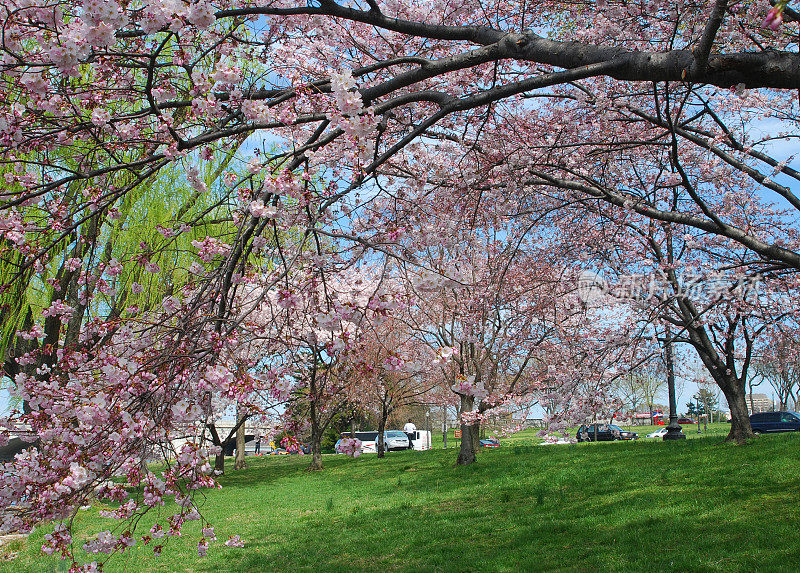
1, 0, 799, 565
578, 196, 800, 441
394, 225, 592, 464
753, 326, 800, 411
345, 311, 437, 458
248, 265, 397, 469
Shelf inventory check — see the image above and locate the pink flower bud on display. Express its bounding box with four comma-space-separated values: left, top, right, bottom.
763, 7, 783, 30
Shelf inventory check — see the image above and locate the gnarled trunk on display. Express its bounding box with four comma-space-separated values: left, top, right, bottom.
234, 405, 247, 470
309, 436, 323, 470
679, 302, 754, 444
457, 394, 477, 466
207, 423, 226, 474
721, 380, 754, 443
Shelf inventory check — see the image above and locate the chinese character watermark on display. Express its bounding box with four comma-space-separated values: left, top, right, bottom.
576, 270, 761, 305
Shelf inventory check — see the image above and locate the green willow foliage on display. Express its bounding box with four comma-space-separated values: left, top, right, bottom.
0, 145, 246, 373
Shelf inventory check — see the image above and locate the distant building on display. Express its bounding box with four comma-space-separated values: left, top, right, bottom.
747, 393, 774, 414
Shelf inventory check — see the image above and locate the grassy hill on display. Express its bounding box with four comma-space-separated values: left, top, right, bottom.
3, 428, 800, 572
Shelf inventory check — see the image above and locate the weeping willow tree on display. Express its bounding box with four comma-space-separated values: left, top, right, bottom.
0, 24, 276, 380
0, 140, 255, 407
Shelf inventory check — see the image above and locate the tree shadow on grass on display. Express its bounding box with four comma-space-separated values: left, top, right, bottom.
21, 433, 798, 573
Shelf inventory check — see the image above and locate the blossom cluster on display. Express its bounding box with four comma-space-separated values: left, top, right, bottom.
191, 237, 232, 262
0, 305, 249, 565
0, 212, 27, 246
459, 409, 484, 426
335, 437, 363, 457
326, 68, 378, 164
249, 199, 280, 219
141, 0, 216, 35
451, 375, 488, 401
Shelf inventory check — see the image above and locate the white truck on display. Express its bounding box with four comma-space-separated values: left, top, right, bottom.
406, 430, 432, 451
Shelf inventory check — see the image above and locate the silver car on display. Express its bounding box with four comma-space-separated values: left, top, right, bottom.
383, 430, 411, 451
646, 428, 668, 438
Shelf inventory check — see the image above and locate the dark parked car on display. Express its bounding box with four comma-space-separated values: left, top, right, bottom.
750, 411, 800, 434
576, 424, 639, 442
677, 417, 698, 424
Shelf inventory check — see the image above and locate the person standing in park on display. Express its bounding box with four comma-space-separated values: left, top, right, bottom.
403, 419, 417, 447
255, 435, 261, 455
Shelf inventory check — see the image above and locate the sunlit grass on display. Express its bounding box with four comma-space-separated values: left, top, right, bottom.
3, 427, 799, 572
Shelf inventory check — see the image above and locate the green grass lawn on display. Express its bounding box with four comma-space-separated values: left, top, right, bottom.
3, 429, 800, 572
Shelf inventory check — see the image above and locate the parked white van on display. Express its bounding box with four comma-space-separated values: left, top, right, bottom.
338, 431, 387, 454
406, 430, 432, 451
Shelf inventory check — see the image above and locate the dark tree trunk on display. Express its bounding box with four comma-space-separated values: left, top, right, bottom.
307, 421, 323, 471
234, 405, 247, 470
208, 419, 249, 475
677, 297, 754, 444
470, 421, 480, 454
442, 407, 448, 449
457, 394, 477, 466
694, 344, 753, 443
722, 380, 754, 443
778, 372, 790, 410
377, 402, 388, 459
207, 423, 226, 474
309, 435, 323, 470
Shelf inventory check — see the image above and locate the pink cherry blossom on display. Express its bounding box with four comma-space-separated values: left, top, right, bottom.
224, 535, 244, 548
